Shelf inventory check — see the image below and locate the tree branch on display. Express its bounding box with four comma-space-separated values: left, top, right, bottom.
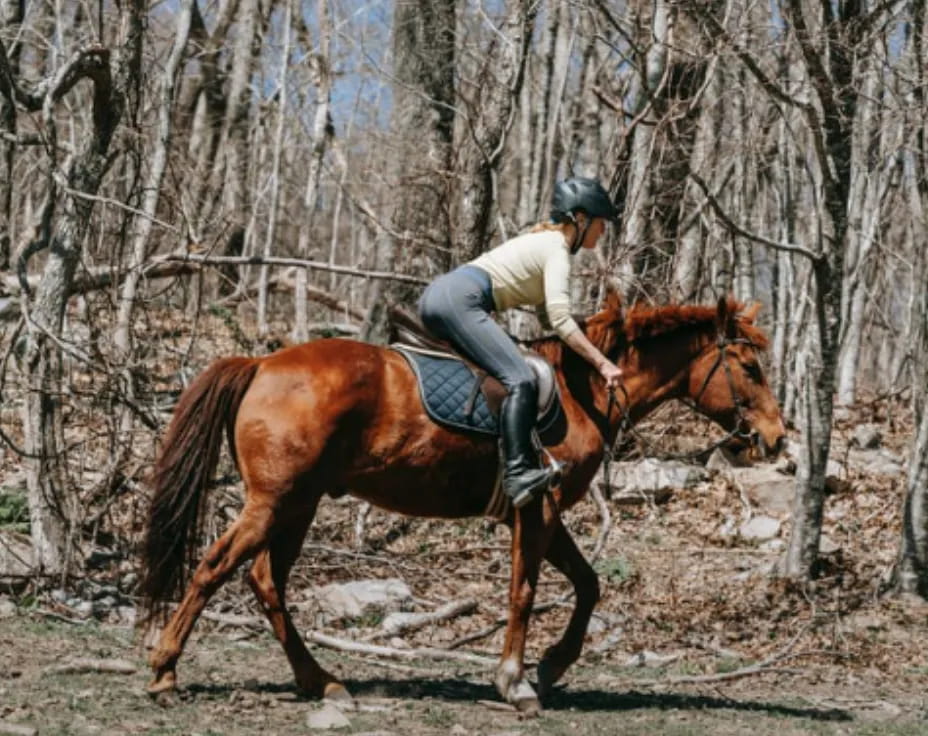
688, 171, 821, 261
164, 253, 430, 286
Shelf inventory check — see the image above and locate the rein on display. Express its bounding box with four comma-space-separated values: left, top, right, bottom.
599, 334, 757, 499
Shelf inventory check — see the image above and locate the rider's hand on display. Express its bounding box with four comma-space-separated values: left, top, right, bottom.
599, 361, 623, 389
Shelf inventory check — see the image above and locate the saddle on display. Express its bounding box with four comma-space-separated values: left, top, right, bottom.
388, 305, 565, 444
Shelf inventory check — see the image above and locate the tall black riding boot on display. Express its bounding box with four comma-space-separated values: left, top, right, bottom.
501, 383, 552, 508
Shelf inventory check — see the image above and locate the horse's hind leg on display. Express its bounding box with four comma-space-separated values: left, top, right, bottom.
535, 521, 600, 700
247, 506, 350, 702
148, 501, 273, 694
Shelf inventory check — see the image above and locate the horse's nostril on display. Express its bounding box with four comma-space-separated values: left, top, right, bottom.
773, 435, 785, 455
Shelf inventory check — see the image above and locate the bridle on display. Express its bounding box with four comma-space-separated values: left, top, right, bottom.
600, 333, 760, 499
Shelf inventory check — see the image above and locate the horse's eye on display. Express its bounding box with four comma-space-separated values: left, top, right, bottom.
743, 362, 762, 382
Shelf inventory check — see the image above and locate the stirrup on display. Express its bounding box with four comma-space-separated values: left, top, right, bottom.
505, 467, 553, 509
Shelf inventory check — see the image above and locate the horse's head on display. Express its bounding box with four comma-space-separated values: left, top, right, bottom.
686, 298, 786, 458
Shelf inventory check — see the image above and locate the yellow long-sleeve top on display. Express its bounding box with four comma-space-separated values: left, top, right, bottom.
469, 229, 580, 340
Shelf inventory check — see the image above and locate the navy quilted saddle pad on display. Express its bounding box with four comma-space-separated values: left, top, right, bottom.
392, 345, 564, 439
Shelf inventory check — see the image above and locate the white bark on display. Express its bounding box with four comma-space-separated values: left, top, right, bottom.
293, 0, 333, 343
619, 0, 672, 297
257, 0, 292, 336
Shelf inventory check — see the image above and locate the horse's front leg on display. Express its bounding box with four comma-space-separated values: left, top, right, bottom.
535, 521, 600, 701
495, 496, 556, 715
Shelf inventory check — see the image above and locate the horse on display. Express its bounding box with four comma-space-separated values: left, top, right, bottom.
140, 292, 785, 714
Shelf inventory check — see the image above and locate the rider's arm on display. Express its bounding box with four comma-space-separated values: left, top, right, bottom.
563, 330, 613, 373
542, 251, 622, 386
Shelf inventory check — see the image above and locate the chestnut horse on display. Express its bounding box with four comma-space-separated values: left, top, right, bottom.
141, 293, 784, 713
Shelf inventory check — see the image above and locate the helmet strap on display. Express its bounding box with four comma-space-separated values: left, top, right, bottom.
569, 213, 590, 255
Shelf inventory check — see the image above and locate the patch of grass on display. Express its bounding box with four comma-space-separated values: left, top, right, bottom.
0, 489, 29, 533
595, 555, 634, 584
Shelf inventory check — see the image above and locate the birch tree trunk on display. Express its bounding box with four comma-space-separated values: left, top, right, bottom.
293, 0, 333, 343
895, 363, 928, 596
836, 60, 887, 405
782, 0, 863, 578
619, 0, 672, 298
257, 0, 292, 336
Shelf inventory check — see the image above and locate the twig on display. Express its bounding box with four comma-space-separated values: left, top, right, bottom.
46, 657, 137, 675
307, 630, 497, 668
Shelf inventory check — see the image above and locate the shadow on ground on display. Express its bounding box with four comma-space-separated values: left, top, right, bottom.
182, 675, 852, 723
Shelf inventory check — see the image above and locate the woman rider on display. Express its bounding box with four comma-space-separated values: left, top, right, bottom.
418, 177, 624, 509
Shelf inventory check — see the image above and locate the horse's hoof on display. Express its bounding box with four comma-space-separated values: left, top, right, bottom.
146, 670, 177, 698
509, 678, 541, 716
322, 682, 355, 708
514, 694, 541, 717
536, 658, 564, 701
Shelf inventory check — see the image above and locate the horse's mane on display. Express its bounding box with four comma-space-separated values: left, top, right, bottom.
528, 299, 770, 365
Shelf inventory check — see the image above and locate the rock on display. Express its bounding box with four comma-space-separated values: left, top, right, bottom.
314, 579, 413, 622
851, 423, 882, 449
726, 466, 795, 515
759, 539, 785, 553
451, 725, 468, 736
819, 534, 840, 555
599, 458, 708, 504
739, 515, 781, 542
706, 447, 751, 471
850, 448, 904, 477
0, 597, 15, 619
306, 703, 352, 730
72, 600, 94, 618
50, 589, 69, 604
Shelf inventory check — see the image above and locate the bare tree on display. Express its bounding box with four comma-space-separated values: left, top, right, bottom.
361, 0, 457, 342
15, 1, 144, 575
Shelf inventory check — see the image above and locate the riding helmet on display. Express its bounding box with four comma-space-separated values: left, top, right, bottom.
551, 177, 620, 222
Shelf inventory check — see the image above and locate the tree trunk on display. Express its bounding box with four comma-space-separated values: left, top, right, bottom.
453, 0, 537, 263
293, 0, 334, 343
257, 0, 293, 336
361, 0, 457, 343
619, 0, 673, 299
20, 2, 144, 576
783, 0, 861, 579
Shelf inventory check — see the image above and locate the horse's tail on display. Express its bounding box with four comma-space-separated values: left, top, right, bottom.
140, 356, 259, 627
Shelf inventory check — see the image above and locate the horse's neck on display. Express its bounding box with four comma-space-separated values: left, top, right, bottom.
618, 333, 709, 425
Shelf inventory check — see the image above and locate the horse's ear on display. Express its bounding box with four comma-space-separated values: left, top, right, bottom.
741, 301, 762, 323
716, 296, 736, 338
604, 280, 623, 317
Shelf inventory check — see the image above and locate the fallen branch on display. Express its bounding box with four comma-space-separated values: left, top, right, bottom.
47, 657, 137, 675
375, 597, 478, 638
201, 610, 266, 630
627, 625, 811, 686
0, 721, 38, 736
307, 630, 496, 668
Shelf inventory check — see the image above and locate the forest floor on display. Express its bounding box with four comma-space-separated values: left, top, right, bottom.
1, 313, 926, 734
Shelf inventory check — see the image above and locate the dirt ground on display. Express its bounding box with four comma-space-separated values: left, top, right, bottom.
2, 394, 928, 735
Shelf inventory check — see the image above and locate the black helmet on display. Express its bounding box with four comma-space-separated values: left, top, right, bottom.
551, 177, 619, 222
